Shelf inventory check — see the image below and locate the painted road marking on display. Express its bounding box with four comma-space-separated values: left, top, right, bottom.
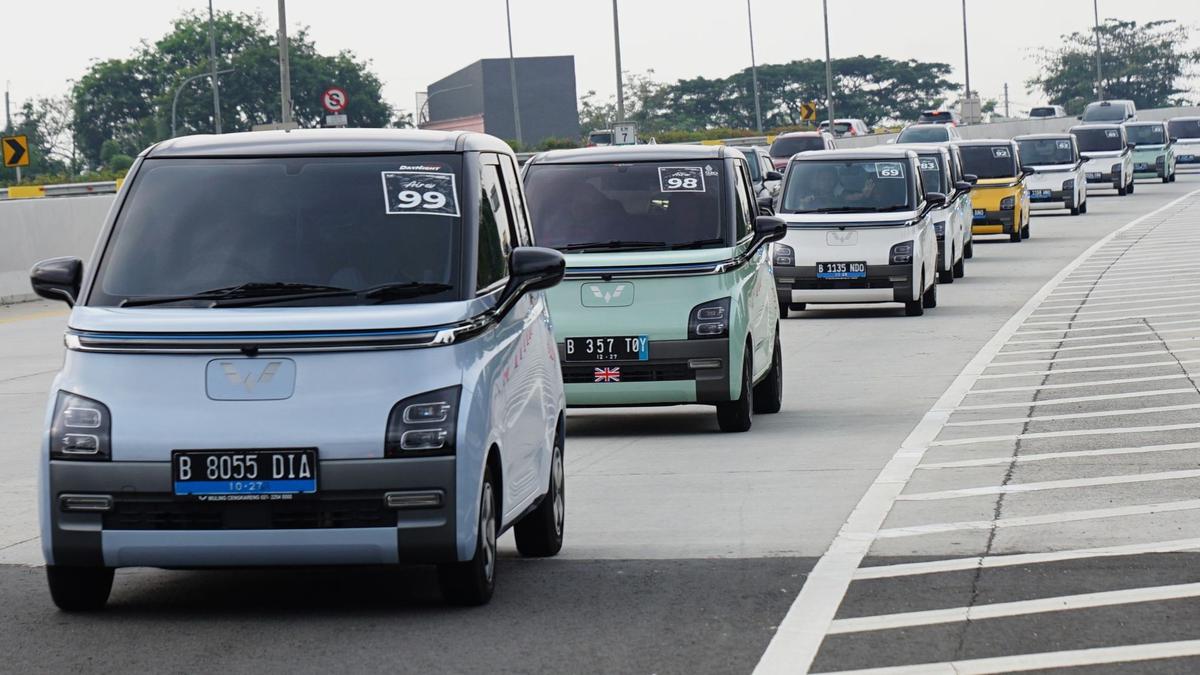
896, 469, 1200, 502
969, 373, 1196, 394
1014, 319, 1200, 335
1039, 290, 1200, 309
1046, 282, 1200, 300
944, 403, 1200, 427
875, 500, 1200, 539
976, 361, 1196, 379
930, 422, 1200, 447
955, 388, 1195, 409
986, 347, 1200, 367
998, 337, 1196, 355
920, 441, 1200, 470
1033, 301, 1200, 318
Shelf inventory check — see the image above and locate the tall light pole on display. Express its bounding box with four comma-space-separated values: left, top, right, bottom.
612, 0, 624, 123
173, 68, 235, 137
277, 0, 293, 125
822, 0, 834, 129
961, 0, 971, 101
207, 0, 223, 133
505, 0, 524, 145
1093, 0, 1104, 99
747, 0, 763, 133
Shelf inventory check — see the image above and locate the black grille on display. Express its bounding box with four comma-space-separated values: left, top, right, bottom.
791, 278, 899, 291
562, 361, 693, 384
104, 493, 396, 530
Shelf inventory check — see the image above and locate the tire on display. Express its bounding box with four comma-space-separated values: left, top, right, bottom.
905, 277, 925, 317
1128, 180, 1135, 195
717, 347, 754, 433
1009, 227, 1022, 242
964, 240, 974, 259
46, 566, 114, 612
953, 255, 965, 279
1163, 174, 1171, 184
1070, 203, 1081, 216
938, 247, 954, 284
1118, 185, 1127, 196
1171, 172, 1177, 183
752, 330, 783, 415
923, 276, 938, 309
514, 436, 564, 558
1021, 218, 1031, 239
438, 468, 498, 606
1080, 199, 1089, 214
778, 299, 789, 320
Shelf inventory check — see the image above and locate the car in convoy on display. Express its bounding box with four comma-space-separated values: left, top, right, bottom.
1168, 117, 1200, 168
587, 129, 614, 147
818, 118, 871, 138
1124, 121, 1177, 183
944, 144, 977, 259
1014, 133, 1088, 216
1029, 105, 1068, 119
895, 144, 972, 283
30, 129, 568, 610
768, 131, 836, 170
771, 148, 941, 317
1071, 124, 1135, 196
1080, 100, 1137, 125
522, 145, 787, 432
918, 110, 963, 126
895, 123, 963, 145
954, 139, 1032, 243
730, 145, 784, 204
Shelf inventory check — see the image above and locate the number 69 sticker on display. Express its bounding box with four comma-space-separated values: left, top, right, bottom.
876, 162, 904, 179
658, 166, 706, 193
382, 171, 461, 217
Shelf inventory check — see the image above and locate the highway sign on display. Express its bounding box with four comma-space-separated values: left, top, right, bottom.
613, 122, 638, 145
800, 102, 819, 122
322, 87, 348, 113
2, 135, 29, 168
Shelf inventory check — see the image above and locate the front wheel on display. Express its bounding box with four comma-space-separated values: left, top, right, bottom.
514, 436, 564, 558
923, 276, 938, 309
1128, 180, 1136, 195
964, 240, 974, 259
905, 277, 925, 317
46, 566, 114, 612
717, 347, 754, 433
438, 468, 498, 606
953, 255, 965, 279
752, 329, 783, 415
938, 246, 954, 284
1080, 199, 1089, 214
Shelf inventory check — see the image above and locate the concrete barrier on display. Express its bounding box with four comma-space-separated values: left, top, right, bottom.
0, 195, 114, 304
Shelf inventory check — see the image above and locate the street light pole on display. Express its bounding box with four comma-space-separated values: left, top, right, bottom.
1093, 0, 1104, 100
172, 69, 235, 137
505, 0, 524, 146
822, 0, 834, 129
747, 0, 763, 133
961, 0, 971, 100
207, 0, 223, 133
277, 0, 293, 125
612, 0, 624, 123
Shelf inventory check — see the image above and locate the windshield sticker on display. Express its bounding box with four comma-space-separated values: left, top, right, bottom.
1105, 129, 1120, 139
393, 164, 448, 172
1057, 140, 1073, 150
876, 162, 904, 179
659, 166, 706, 192
991, 147, 1012, 159
918, 158, 938, 172
381, 171, 461, 217
704, 164, 719, 177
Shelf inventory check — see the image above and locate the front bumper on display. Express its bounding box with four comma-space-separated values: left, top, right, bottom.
972, 211, 1016, 235
1085, 171, 1123, 190
1133, 159, 1167, 178
47, 457, 457, 568
775, 264, 913, 305
558, 338, 731, 406
1028, 189, 1073, 211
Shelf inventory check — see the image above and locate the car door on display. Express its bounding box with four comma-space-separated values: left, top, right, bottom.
733, 159, 773, 374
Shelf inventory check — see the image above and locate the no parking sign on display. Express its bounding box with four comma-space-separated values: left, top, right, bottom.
322, 87, 348, 113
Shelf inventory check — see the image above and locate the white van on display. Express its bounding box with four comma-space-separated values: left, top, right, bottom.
1015, 133, 1088, 215
1071, 124, 1135, 196
895, 144, 972, 282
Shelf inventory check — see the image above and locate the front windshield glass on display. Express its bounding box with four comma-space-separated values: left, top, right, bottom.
524, 161, 728, 252
898, 126, 949, 144
1168, 119, 1200, 140
732, 148, 762, 181
1083, 103, 1127, 122
779, 159, 913, 216
770, 136, 825, 158
1126, 124, 1166, 146
916, 154, 948, 194
1017, 138, 1076, 165
90, 155, 463, 308
958, 145, 1019, 179
1073, 128, 1125, 153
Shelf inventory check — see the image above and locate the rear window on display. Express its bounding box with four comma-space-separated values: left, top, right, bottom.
916, 154, 948, 194
1016, 138, 1076, 166
1029, 107, 1058, 118
1168, 119, 1200, 140
919, 111, 956, 124
1083, 103, 1128, 122
588, 132, 613, 145
780, 159, 914, 216
731, 148, 761, 181
769, 136, 825, 158
1126, 124, 1166, 146
958, 145, 1019, 179
1073, 128, 1124, 153
897, 126, 950, 143
523, 160, 729, 252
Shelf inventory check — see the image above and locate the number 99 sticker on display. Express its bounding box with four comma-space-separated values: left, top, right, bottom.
382, 171, 461, 217
658, 166, 706, 192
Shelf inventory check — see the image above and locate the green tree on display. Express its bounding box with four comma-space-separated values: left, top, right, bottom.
1029, 19, 1200, 114
0, 99, 72, 184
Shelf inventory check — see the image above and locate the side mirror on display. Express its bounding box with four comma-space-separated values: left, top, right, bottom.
507, 246, 566, 295
764, 170, 783, 182
925, 192, 948, 208
1076, 115, 1083, 120
1021, 166, 1036, 176
1170, 136, 1179, 144
30, 257, 83, 307
1127, 143, 1136, 152
963, 173, 979, 185
756, 196, 776, 216
754, 215, 787, 244
954, 181, 973, 192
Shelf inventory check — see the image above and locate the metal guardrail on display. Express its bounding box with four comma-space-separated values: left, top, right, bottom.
0, 180, 121, 201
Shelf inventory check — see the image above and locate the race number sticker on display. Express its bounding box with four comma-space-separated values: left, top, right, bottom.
992, 147, 1012, 159
918, 158, 939, 171
381, 171, 461, 217
1057, 140, 1073, 150
658, 166, 706, 192
1105, 129, 1120, 138
876, 162, 904, 179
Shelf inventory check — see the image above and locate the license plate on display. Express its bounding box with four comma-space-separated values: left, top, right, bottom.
564, 336, 648, 362
1086, 172, 1103, 181
172, 449, 318, 497
1181, 155, 1195, 162
1028, 189, 1052, 200
973, 209, 986, 220
1135, 163, 1150, 171
817, 261, 866, 279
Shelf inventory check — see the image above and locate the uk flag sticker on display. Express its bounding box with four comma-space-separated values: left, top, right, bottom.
594, 367, 621, 383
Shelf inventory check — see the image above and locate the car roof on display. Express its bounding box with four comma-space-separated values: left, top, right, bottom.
792, 148, 916, 161
1170, 116, 1200, 122
891, 143, 951, 156
953, 138, 1017, 147
728, 145, 766, 153
1014, 133, 1074, 141
774, 131, 824, 139
146, 128, 514, 158
529, 144, 732, 164
1123, 120, 1164, 127
1070, 123, 1122, 131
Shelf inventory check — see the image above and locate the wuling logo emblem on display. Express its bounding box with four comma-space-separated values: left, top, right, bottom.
593, 367, 621, 383
591, 284, 626, 304
222, 361, 282, 392
582, 282, 634, 307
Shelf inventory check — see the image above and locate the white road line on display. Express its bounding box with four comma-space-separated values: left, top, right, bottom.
1023, 310, 1200, 326
931, 421, 1200, 447
1015, 319, 1200, 336
1047, 282, 1200, 300
944, 403, 1200, 427
811, 639, 1200, 675
874, 499, 1200, 539
998, 338, 1185, 355
986, 347, 1200, 367
1007, 329, 1158, 344
1039, 290, 1200, 310
826, 582, 1200, 635
920, 441, 1200, 469
969, 374, 1193, 394
752, 188, 1200, 675
955, 388, 1194, 409
1033, 301, 1200, 319
976, 361, 1195, 379
1055, 276, 1200, 291
896, 469, 1200, 502
853, 538, 1200, 580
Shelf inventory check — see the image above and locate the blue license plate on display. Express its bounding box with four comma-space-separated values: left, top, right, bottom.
973, 209, 986, 220
817, 261, 866, 279
172, 449, 318, 497
1029, 189, 1052, 201
1135, 163, 1150, 171
1181, 155, 1195, 162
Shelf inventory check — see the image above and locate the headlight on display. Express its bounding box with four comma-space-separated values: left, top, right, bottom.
1000, 196, 1015, 211
933, 222, 945, 239
1062, 179, 1075, 192
1156, 155, 1166, 167
889, 241, 914, 265
773, 243, 795, 267
1111, 163, 1123, 177
50, 392, 111, 461
689, 298, 730, 340
386, 386, 461, 457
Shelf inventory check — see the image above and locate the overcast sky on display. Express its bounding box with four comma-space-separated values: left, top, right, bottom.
7, 0, 1199, 120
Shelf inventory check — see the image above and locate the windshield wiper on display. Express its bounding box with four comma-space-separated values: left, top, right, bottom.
556, 240, 667, 252
120, 282, 351, 308
671, 237, 727, 250
213, 281, 453, 307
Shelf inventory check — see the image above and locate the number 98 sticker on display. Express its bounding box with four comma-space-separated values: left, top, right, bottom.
658, 166, 706, 193
382, 171, 461, 217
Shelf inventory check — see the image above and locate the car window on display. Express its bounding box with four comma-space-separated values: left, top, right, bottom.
958, 145, 1019, 179
1126, 125, 1166, 146
1083, 104, 1129, 122
497, 154, 532, 245
761, 156, 775, 179
1073, 128, 1125, 153
780, 159, 914, 216
769, 136, 826, 158
916, 154, 949, 194
733, 161, 754, 240
1167, 119, 1200, 140
477, 162, 517, 292
897, 126, 949, 144
1017, 138, 1076, 165
733, 149, 761, 182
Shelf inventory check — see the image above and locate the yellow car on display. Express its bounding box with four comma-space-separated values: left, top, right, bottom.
954, 139, 1032, 243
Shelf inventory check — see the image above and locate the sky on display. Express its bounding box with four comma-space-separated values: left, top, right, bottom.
5, 0, 1199, 120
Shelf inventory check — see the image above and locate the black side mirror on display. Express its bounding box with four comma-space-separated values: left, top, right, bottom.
1127, 143, 1136, 152
925, 192, 948, 208
1021, 166, 1036, 176
764, 170, 783, 182
963, 173, 979, 185
757, 196, 776, 216
954, 181, 973, 192
1170, 136, 1179, 144
754, 215, 787, 244
30, 257, 83, 307
507, 246, 565, 294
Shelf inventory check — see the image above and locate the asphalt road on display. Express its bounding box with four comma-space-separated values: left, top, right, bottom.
2, 174, 1198, 673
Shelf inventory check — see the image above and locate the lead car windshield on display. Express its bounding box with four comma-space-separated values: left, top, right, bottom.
1017, 138, 1076, 165
90, 155, 463, 307
958, 145, 1019, 179
779, 159, 915, 218
523, 161, 729, 252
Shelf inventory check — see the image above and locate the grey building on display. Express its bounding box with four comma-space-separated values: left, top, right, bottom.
422, 56, 580, 146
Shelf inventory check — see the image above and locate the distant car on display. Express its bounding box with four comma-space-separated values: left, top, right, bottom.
1014, 133, 1088, 216
1029, 105, 1067, 119
768, 131, 836, 170
895, 123, 962, 145
1124, 121, 1177, 183
1071, 124, 1135, 196
1169, 117, 1200, 168
729, 145, 784, 205
918, 110, 963, 126
954, 139, 1032, 243
818, 119, 871, 138
895, 143, 972, 283
1080, 100, 1137, 125
587, 130, 614, 146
